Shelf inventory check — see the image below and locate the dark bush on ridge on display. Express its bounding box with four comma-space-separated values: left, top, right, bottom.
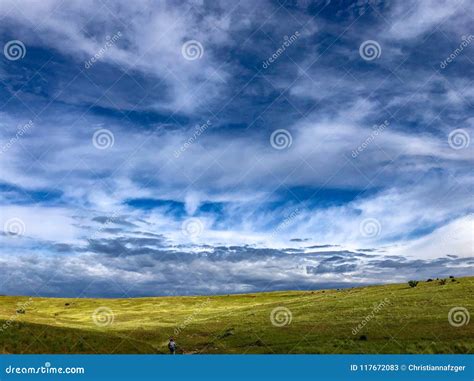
408, 280, 419, 288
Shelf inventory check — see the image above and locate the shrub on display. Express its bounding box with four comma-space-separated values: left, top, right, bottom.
439, 279, 447, 285
253, 339, 265, 347
219, 328, 235, 339
449, 275, 454, 279
408, 280, 419, 288
426, 278, 433, 282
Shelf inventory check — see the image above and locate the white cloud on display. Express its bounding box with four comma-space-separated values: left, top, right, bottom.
387, 0, 468, 40
388, 214, 473, 259
0, 0, 234, 113
0, 0, 472, 295
0, 205, 79, 243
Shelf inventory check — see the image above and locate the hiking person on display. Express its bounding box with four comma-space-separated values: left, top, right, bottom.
168, 337, 176, 354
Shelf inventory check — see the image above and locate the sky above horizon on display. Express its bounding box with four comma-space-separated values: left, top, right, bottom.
0, 0, 473, 297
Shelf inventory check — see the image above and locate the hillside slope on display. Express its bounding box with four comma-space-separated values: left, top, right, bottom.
1, 277, 473, 354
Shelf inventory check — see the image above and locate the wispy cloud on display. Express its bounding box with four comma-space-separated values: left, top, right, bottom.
0, 0, 472, 296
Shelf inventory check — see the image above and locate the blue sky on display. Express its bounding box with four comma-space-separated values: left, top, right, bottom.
0, 0, 473, 297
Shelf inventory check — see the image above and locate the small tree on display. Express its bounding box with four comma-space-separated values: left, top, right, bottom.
439, 279, 447, 285
408, 280, 419, 288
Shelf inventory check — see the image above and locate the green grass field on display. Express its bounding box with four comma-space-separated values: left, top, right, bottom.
1, 277, 473, 354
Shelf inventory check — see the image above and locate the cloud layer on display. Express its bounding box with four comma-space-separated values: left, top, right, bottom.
0, 0, 472, 296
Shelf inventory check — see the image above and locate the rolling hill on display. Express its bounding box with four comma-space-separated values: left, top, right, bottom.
0, 277, 472, 354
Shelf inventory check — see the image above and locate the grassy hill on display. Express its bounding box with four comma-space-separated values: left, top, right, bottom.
0, 277, 473, 354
